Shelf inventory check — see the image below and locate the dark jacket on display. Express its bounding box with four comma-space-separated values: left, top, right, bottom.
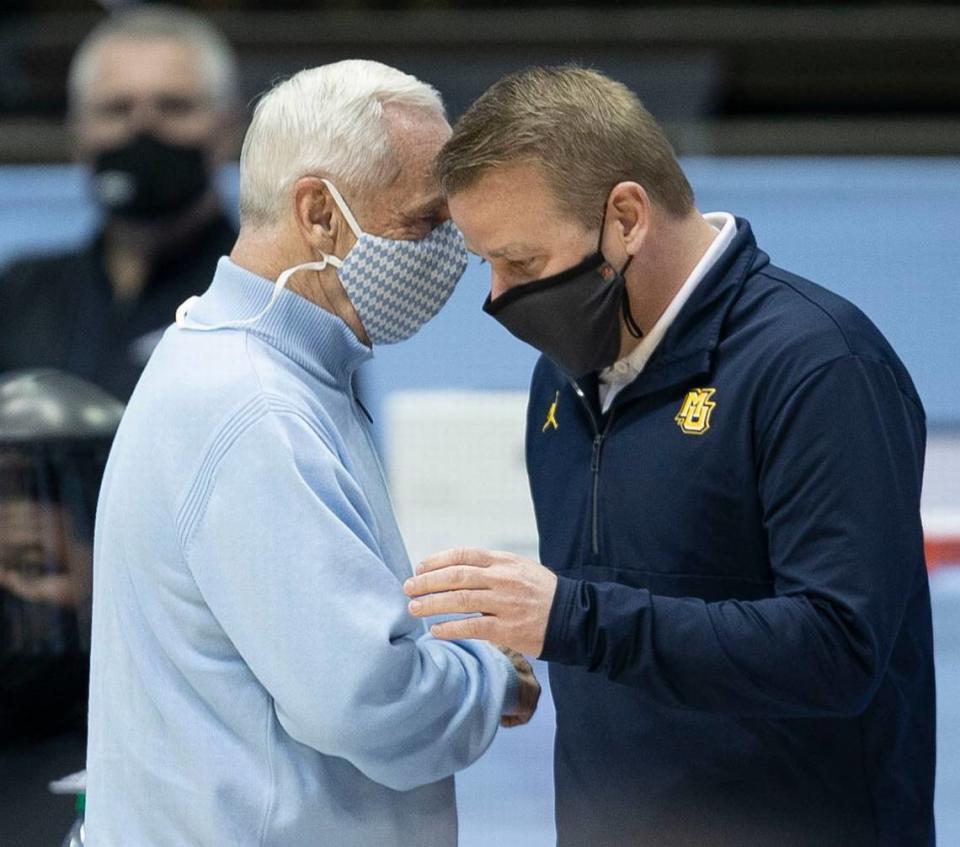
531, 219, 935, 846
0, 213, 236, 402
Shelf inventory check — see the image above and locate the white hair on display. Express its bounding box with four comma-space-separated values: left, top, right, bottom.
67, 4, 239, 112
238, 60, 445, 228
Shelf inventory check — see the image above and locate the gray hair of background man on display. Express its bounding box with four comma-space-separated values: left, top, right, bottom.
435, 65, 694, 230
238, 60, 445, 228
66, 3, 240, 113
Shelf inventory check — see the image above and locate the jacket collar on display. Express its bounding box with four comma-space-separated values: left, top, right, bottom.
571, 217, 767, 414
183, 257, 372, 386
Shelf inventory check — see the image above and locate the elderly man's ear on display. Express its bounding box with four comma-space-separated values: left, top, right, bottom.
292, 177, 355, 257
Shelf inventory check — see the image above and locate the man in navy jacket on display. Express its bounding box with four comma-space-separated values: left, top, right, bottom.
405, 66, 935, 845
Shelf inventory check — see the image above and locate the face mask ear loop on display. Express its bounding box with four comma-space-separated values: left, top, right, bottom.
176, 259, 334, 331
598, 199, 644, 340
618, 254, 643, 339
242, 258, 336, 326
320, 179, 364, 240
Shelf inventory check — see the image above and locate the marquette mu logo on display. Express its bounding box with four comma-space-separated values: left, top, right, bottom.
542, 391, 560, 432
675, 388, 717, 435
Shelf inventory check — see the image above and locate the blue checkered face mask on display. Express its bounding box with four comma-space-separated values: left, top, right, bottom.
316, 179, 467, 344
175, 179, 467, 345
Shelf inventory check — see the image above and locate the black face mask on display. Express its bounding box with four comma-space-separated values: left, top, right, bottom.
91, 132, 211, 221
482, 223, 641, 379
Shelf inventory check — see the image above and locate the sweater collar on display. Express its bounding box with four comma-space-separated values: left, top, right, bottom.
183, 256, 372, 385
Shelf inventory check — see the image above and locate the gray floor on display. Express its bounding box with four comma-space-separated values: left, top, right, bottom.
456, 573, 960, 846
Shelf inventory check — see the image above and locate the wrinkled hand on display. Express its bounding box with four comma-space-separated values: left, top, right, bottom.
404, 547, 558, 657
498, 646, 540, 728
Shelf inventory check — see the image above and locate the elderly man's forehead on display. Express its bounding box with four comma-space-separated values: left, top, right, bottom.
378, 105, 450, 206
383, 105, 449, 163
382, 100, 449, 137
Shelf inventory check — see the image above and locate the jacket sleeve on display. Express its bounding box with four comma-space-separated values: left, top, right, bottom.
540, 354, 927, 717
180, 407, 517, 791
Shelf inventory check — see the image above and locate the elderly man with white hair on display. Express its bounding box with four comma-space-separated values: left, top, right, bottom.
85, 60, 539, 846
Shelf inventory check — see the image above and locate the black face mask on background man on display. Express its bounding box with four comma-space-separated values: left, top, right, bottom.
482, 207, 641, 379
91, 132, 211, 221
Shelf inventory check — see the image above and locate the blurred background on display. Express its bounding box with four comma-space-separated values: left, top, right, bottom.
0, 1, 957, 845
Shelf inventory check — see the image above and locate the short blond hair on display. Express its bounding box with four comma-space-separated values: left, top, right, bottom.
436, 65, 693, 228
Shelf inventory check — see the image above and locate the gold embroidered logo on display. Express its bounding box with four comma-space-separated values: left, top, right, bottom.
542, 391, 560, 432
675, 388, 716, 435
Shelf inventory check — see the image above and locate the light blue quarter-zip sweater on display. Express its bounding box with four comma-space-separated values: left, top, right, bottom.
85, 257, 518, 846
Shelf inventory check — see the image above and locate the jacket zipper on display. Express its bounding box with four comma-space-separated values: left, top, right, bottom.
590, 433, 603, 554
571, 382, 615, 555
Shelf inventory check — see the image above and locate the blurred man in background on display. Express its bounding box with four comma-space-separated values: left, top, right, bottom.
86, 60, 538, 846
407, 65, 935, 846
0, 4, 240, 402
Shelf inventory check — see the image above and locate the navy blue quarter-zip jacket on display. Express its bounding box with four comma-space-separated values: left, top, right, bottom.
528, 219, 935, 846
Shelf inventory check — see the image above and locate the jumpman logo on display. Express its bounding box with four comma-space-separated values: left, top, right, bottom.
542, 391, 560, 432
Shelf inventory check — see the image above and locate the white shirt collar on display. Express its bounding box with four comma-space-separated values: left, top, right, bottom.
598, 212, 737, 413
